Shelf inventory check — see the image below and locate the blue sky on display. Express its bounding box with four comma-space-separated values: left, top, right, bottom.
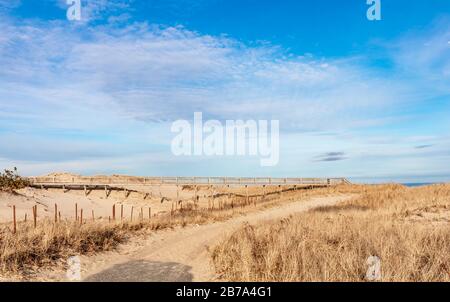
0, 0, 449, 183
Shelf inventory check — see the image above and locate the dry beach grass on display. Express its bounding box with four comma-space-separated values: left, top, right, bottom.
211, 184, 450, 281
0, 181, 323, 278
1, 178, 448, 281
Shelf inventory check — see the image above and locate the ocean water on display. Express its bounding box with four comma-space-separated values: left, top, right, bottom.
402, 183, 435, 187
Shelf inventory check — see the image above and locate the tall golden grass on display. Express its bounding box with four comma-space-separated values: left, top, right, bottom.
0, 184, 321, 278
211, 184, 450, 281
0, 207, 233, 277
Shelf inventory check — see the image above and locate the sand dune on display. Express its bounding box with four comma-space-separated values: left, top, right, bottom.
0, 181, 289, 223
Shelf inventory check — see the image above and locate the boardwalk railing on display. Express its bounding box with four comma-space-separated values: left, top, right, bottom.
27, 176, 350, 187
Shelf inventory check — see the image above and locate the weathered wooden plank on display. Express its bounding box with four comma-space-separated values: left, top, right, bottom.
27, 176, 350, 187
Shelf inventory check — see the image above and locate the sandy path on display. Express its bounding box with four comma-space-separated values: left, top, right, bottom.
72, 194, 353, 282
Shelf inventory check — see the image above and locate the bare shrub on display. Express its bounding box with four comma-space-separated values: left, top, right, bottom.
0, 168, 30, 192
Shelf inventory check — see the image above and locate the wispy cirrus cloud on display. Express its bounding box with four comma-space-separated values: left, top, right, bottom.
0, 13, 449, 179
0, 19, 418, 130
0, 0, 21, 11
388, 16, 450, 95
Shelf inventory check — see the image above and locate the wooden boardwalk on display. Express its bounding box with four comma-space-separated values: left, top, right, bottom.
27, 176, 350, 190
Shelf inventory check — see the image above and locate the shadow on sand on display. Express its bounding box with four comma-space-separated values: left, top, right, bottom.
83, 260, 193, 282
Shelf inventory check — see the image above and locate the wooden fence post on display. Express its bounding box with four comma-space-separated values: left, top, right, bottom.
12, 205, 16, 234
80, 209, 83, 225
246, 185, 249, 205
209, 187, 214, 210
194, 185, 197, 205
131, 206, 134, 221
112, 204, 116, 221
75, 203, 78, 221
92, 210, 95, 221
24, 213, 27, 223
54, 204, 58, 223
262, 185, 266, 201
33, 205, 37, 228
148, 207, 151, 219
121, 204, 123, 222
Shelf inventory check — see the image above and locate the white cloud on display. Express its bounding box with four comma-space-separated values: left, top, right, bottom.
0, 0, 21, 11
0, 16, 449, 179
389, 17, 450, 95
0, 20, 415, 130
